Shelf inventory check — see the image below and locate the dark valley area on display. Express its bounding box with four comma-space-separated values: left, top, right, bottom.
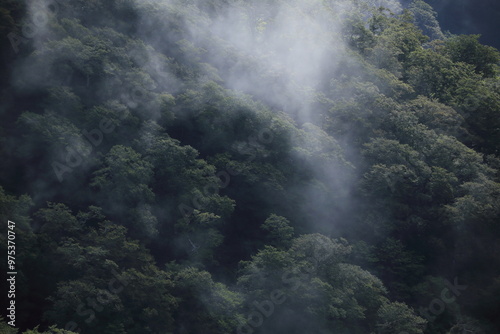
0, 0, 499, 333
423, 0, 500, 49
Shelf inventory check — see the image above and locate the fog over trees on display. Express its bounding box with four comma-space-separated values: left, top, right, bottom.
0, 0, 499, 333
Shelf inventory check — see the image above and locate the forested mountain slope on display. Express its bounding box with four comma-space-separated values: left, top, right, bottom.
0, 0, 499, 333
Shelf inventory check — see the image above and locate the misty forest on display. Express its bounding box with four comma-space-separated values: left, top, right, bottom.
0, 0, 499, 333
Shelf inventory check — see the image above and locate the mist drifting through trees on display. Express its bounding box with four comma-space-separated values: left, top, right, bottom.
0, 0, 499, 333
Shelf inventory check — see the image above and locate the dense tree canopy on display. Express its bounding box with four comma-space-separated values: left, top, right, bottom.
0, 0, 499, 333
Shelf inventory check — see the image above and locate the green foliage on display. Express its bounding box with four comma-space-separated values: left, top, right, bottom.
91, 145, 154, 204
0, 316, 17, 333
22, 325, 78, 334
90, 145, 157, 237
374, 238, 425, 299
404, 96, 466, 138
261, 214, 294, 248
172, 267, 243, 333
17, 111, 89, 159
1, 0, 500, 332
450, 78, 500, 155
368, 10, 428, 76
237, 235, 401, 332
35, 203, 83, 240
0, 186, 33, 228
444, 34, 500, 77
408, 0, 444, 40
376, 301, 426, 334
405, 48, 479, 102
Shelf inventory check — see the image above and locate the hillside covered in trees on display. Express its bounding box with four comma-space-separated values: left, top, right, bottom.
0, 0, 499, 333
